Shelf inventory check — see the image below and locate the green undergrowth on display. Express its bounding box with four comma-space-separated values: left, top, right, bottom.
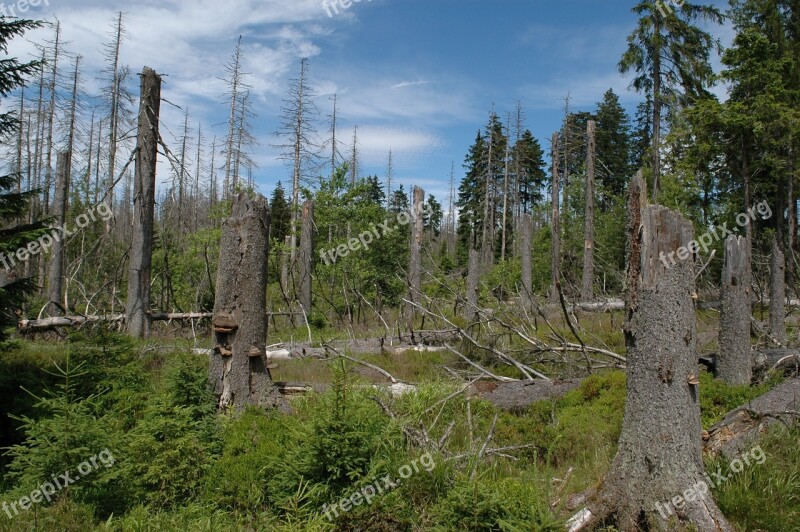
0, 335, 795, 531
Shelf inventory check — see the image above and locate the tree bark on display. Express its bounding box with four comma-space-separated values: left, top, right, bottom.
126, 67, 161, 338
465, 248, 480, 323
550, 132, 561, 301
718, 235, 753, 384
586, 174, 732, 531
520, 213, 533, 309
407, 186, 424, 321
769, 238, 787, 346
581, 120, 596, 302
298, 199, 314, 313
46, 151, 69, 315
209, 192, 286, 411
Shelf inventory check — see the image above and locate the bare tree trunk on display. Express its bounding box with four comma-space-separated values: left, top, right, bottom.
718, 235, 752, 384
788, 152, 796, 296
209, 192, 287, 411
281, 234, 291, 297
520, 213, 532, 309
481, 117, 494, 266
501, 114, 510, 262
550, 132, 561, 301
769, 238, 787, 346
126, 67, 161, 338
407, 186, 424, 321
46, 151, 69, 315
652, 15, 662, 202
298, 199, 314, 313
581, 120, 596, 302
584, 173, 732, 531
465, 248, 479, 323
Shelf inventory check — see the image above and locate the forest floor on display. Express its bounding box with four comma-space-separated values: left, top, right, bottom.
0, 307, 797, 531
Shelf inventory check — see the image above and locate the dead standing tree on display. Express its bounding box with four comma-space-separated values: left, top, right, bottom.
407, 186, 424, 323
209, 192, 287, 411
126, 67, 161, 338
465, 248, 480, 323
576, 173, 732, 531
718, 235, 752, 384
45, 151, 69, 315
520, 213, 533, 309
550, 132, 561, 302
581, 120, 596, 302
298, 199, 314, 314
769, 238, 787, 346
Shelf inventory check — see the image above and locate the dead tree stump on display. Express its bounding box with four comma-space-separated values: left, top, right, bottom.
581, 120, 596, 302
46, 151, 70, 315
298, 199, 314, 314
465, 248, 480, 323
280, 234, 291, 295
718, 235, 753, 384
769, 238, 787, 346
550, 132, 561, 302
583, 174, 732, 531
209, 192, 287, 411
407, 186, 424, 321
126, 67, 161, 338
520, 213, 533, 309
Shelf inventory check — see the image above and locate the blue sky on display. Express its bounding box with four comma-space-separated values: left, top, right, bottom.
8, 0, 733, 203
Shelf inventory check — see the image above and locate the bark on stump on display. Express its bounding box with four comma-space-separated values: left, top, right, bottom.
209, 192, 287, 411
769, 239, 787, 346
520, 213, 533, 309
585, 175, 732, 531
718, 235, 752, 384
126, 67, 161, 338
298, 199, 314, 314
46, 151, 70, 315
465, 248, 480, 323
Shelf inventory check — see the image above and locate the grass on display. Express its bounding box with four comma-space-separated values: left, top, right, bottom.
0, 322, 796, 530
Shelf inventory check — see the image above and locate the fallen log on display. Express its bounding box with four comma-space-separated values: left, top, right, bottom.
17, 311, 305, 333
18, 312, 214, 333
703, 376, 800, 458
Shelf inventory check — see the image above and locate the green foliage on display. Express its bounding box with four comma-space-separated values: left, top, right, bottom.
0, 17, 47, 343
3, 350, 121, 515
698, 370, 783, 428
429, 477, 561, 531
710, 424, 800, 532
119, 353, 218, 510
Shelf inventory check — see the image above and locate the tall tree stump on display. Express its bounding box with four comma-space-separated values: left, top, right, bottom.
550, 132, 561, 301
718, 235, 752, 384
46, 150, 69, 315
769, 238, 787, 346
407, 186, 424, 321
298, 199, 314, 314
209, 192, 286, 411
584, 174, 732, 531
126, 67, 161, 338
581, 120, 596, 302
520, 213, 533, 309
